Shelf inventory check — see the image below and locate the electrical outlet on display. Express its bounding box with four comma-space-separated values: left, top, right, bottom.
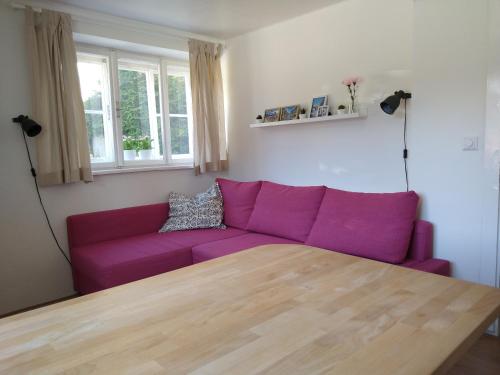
463, 136, 479, 151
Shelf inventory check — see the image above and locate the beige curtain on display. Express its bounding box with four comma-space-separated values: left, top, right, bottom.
188, 39, 228, 175
25, 8, 92, 186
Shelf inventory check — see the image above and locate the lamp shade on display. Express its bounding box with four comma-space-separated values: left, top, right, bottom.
12, 115, 42, 137
380, 90, 412, 115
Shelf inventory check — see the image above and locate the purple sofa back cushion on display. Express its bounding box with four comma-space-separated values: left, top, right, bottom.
246, 181, 326, 242
67, 203, 169, 248
306, 188, 419, 264
216, 178, 262, 230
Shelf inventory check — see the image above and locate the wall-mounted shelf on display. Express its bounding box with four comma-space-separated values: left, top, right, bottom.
249, 110, 367, 128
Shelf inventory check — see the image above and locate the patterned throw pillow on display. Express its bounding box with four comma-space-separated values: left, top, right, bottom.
159, 183, 226, 232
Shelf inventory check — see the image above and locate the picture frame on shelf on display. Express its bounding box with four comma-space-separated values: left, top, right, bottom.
310, 106, 319, 118
264, 107, 281, 122
280, 105, 300, 121
309, 95, 328, 118
318, 105, 329, 117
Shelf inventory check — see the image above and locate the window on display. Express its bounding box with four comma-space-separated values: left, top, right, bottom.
76, 46, 194, 171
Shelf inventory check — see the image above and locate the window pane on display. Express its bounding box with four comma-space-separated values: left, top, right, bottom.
168, 75, 187, 114
78, 61, 103, 111
157, 115, 163, 155
170, 116, 189, 155
154, 74, 161, 114
118, 65, 163, 162
77, 57, 114, 164
119, 69, 150, 138
85, 113, 106, 160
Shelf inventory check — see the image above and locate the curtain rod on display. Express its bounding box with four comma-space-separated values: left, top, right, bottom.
9, 0, 226, 45
11, 2, 41, 12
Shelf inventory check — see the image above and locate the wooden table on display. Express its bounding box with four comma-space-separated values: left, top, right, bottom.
1, 244, 499, 375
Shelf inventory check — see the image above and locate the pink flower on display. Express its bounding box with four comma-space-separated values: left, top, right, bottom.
342, 78, 353, 86
342, 76, 363, 86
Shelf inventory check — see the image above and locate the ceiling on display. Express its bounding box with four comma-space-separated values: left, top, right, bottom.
52, 0, 341, 39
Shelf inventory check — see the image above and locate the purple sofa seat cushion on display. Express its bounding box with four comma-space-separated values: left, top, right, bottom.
246, 181, 326, 242
401, 258, 451, 277
71, 233, 192, 291
159, 227, 248, 248
192, 233, 300, 263
306, 188, 419, 264
216, 178, 262, 230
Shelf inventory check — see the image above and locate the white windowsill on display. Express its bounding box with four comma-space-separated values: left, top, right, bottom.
92, 164, 193, 176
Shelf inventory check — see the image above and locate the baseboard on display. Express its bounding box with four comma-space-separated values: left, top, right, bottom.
0, 293, 79, 319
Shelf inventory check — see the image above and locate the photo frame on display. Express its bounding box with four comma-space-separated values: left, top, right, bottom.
264, 108, 281, 123
318, 105, 329, 117
310, 106, 319, 118
280, 105, 300, 121
310, 95, 328, 118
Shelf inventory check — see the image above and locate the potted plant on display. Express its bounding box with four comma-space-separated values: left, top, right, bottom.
137, 136, 154, 160
299, 108, 307, 120
337, 104, 347, 115
123, 136, 137, 161
256, 115, 263, 123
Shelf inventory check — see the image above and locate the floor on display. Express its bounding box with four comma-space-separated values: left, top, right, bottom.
448, 334, 500, 374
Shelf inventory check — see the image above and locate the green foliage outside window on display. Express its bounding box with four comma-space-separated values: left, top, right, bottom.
168, 75, 189, 155
83, 70, 191, 158
119, 69, 150, 139
168, 76, 187, 114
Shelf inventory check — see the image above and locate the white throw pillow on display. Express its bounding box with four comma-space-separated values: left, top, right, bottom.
159, 183, 225, 232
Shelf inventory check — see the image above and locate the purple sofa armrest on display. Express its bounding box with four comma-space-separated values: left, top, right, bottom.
407, 220, 433, 261
67, 203, 169, 248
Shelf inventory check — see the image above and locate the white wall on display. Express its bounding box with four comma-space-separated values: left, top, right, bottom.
0, 2, 216, 315
224, 0, 498, 284
411, 0, 493, 283
224, 0, 414, 191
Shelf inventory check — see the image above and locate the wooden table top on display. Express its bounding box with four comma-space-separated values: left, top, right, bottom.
1, 244, 499, 375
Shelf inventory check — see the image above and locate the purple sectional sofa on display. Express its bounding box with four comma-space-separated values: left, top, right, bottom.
67, 179, 451, 294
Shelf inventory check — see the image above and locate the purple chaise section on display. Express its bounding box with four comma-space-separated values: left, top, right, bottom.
71, 234, 192, 294
67, 203, 170, 248
68, 202, 248, 294
67, 179, 451, 295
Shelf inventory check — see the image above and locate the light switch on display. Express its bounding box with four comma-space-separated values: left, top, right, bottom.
463, 136, 479, 151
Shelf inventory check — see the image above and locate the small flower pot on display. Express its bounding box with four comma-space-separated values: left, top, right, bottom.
255, 118, 263, 123
124, 149, 136, 161
299, 114, 307, 120
337, 109, 346, 115
138, 149, 153, 160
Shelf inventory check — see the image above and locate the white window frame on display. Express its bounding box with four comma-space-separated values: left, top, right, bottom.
76, 44, 194, 173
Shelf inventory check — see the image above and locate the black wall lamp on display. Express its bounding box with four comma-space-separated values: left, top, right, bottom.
380, 90, 412, 115
12, 115, 42, 138
380, 91, 412, 191
12, 114, 71, 266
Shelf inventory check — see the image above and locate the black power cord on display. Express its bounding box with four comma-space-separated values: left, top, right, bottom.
21, 128, 72, 266
403, 99, 409, 192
